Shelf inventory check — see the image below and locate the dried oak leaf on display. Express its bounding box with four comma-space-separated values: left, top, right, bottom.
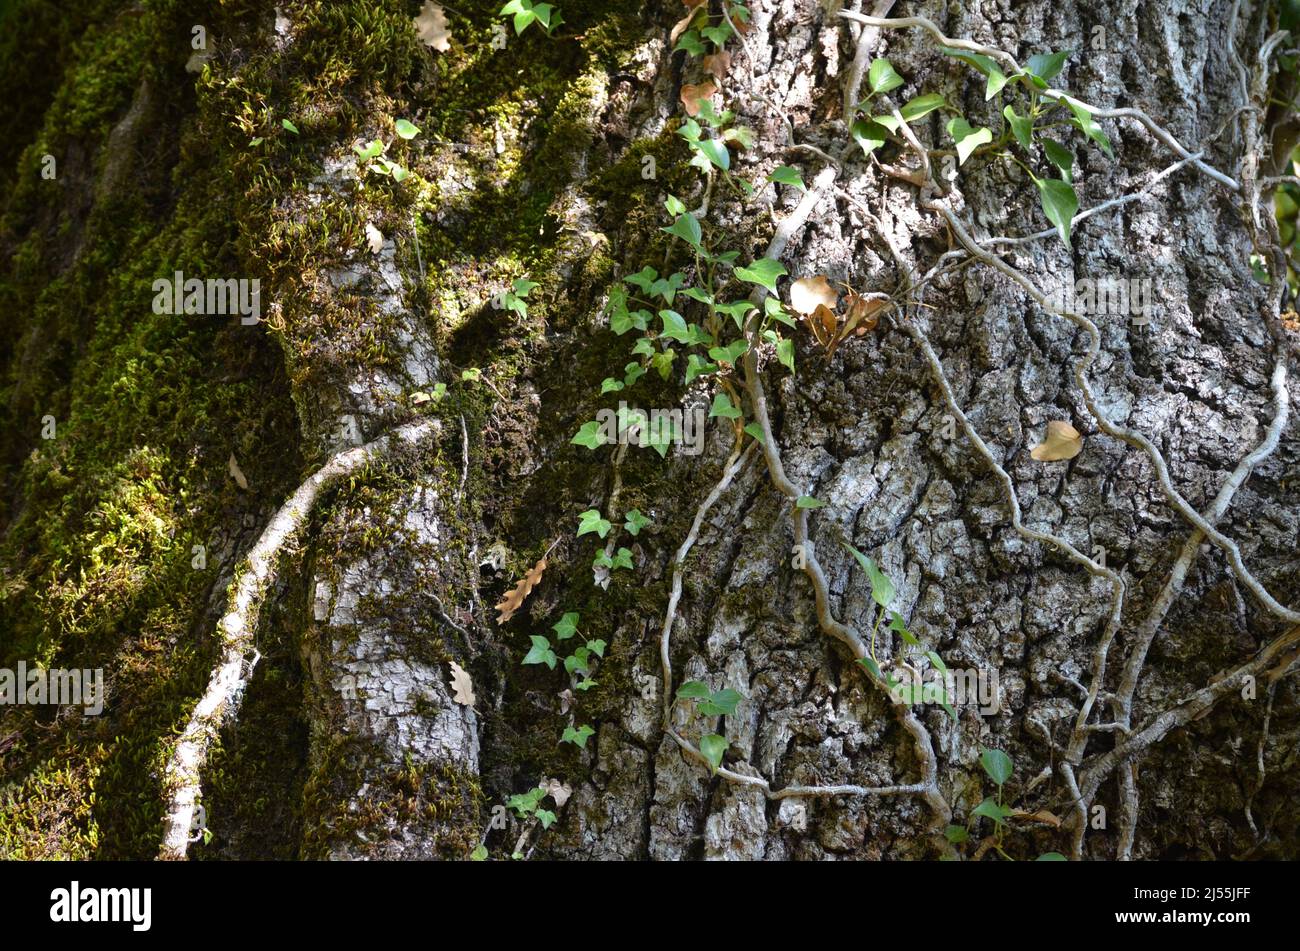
811, 303, 838, 346
680, 81, 718, 118
1010, 809, 1062, 827
790, 275, 838, 315
702, 50, 732, 84
449, 661, 475, 708
414, 1, 451, 52
365, 222, 384, 254
843, 291, 889, 335
1030, 420, 1083, 462
494, 556, 547, 623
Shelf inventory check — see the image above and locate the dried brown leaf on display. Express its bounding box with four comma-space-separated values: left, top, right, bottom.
680, 81, 717, 118
1010, 808, 1061, 827
1030, 421, 1083, 462
228, 453, 249, 490
789, 275, 838, 316
670, 2, 706, 45
448, 661, 475, 707
414, 1, 451, 52
494, 556, 547, 623
702, 50, 732, 84
843, 291, 888, 336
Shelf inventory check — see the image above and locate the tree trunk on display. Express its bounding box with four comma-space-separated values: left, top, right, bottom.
1, 0, 1298, 861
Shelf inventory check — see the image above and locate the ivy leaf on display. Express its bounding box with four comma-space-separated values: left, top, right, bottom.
776, 336, 795, 373
1036, 177, 1079, 248
858, 656, 884, 681
572, 420, 608, 450
1042, 139, 1074, 182
844, 543, 895, 608
1003, 105, 1033, 148
685, 354, 718, 384
623, 509, 652, 535
675, 29, 706, 56
1063, 96, 1114, 158
937, 46, 1006, 99
626, 266, 658, 292
660, 309, 692, 343
743, 422, 765, 444
946, 117, 993, 164
1037, 852, 1068, 861
471, 844, 489, 860
699, 733, 728, 773
698, 687, 744, 717
563, 648, 590, 675
354, 139, 384, 161
1025, 50, 1070, 83
282, 118, 300, 134
889, 612, 921, 647
980, 747, 1014, 786
972, 796, 1014, 827
850, 117, 890, 156
662, 213, 703, 248
676, 681, 711, 700
535, 809, 557, 829
734, 257, 787, 293
577, 509, 612, 538
394, 118, 421, 140
585, 638, 606, 658
523, 635, 557, 670
561, 724, 596, 748
624, 362, 647, 386
926, 650, 949, 675
945, 824, 969, 844
708, 338, 748, 366
694, 137, 731, 171
767, 165, 806, 191
867, 57, 905, 94
900, 93, 946, 121
610, 547, 634, 571
795, 495, 824, 509
600, 377, 624, 394
552, 611, 580, 640
709, 392, 742, 420
575, 677, 599, 691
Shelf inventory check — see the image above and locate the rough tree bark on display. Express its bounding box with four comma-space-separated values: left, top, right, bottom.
1, 0, 1297, 861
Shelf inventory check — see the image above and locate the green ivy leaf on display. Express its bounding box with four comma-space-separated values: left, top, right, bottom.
610, 547, 633, 571
685, 354, 718, 384
585, 638, 606, 658
354, 139, 384, 161
708, 338, 748, 366
1036, 177, 1078, 248
699, 733, 728, 773
575, 677, 599, 691
734, 257, 787, 292
282, 118, 299, 134
901, 93, 946, 121
659, 309, 692, 343
937, 47, 1006, 99
394, 118, 421, 140
626, 266, 658, 292
523, 635, 557, 670
850, 117, 890, 156
1003, 105, 1033, 149
624, 362, 647, 386
471, 844, 489, 860
1037, 852, 1068, 861
946, 117, 993, 164
980, 747, 1014, 786
535, 809, 557, 829
1042, 139, 1074, 183
971, 796, 1014, 827
795, 495, 824, 509
577, 509, 612, 538
1063, 96, 1114, 158
889, 612, 920, 647
561, 724, 596, 748
552, 612, 580, 640
698, 687, 744, 717
858, 656, 884, 681
767, 165, 806, 191
571, 421, 608, 450
623, 509, 652, 536
675, 29, 706, 55
743, 422, 765, 444
776, 336, 795, 373
662, 213, 703, 248
600, 377, 624, 394
676, 681, 711, 700
844, 543, 895, 608
694, 137, 731, 171
926, 650, 949, 675
867, 57, 905, 94
1025, 50, 1070, 83
944, 824, 969, 844
709, 392, 742, 420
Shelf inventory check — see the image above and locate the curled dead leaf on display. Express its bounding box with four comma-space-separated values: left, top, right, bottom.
365, 222, 384, 254
414, 1, 451, 52
789, 275, 838, 316
702, 50, 732, 84
1030, 421, 1084, 462
669, 1, 707, 45
844, 291, 888, 335
1010, 808, 1062, 827
494, 556, 547, 623
680, 81, 718, 118
448, 661, 475, 708
542, 777, 572, 807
